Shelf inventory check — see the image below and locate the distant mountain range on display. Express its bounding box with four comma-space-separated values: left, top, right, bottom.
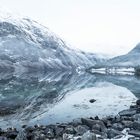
88, 43, 140, 73
106, 43, 140, 67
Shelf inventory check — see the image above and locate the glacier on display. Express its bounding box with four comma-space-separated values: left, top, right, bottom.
0, 11, 105, 73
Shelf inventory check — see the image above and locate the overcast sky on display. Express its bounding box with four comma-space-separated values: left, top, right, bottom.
0, 0, 140, 56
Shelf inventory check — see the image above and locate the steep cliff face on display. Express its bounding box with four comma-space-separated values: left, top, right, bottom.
0, 12, 103, 73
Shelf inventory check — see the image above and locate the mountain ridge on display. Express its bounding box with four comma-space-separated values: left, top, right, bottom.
107, 43, 140, 67
0, 11, 105, 73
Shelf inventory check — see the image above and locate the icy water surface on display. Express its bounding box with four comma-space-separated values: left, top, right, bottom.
0, 72, 140, 128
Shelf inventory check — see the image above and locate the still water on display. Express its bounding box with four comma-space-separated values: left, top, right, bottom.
0, 71, 139, 128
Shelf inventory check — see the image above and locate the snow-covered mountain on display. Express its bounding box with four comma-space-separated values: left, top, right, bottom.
0, 11, 104, 73
105, 43, 140, 67
88, 43, 140, 75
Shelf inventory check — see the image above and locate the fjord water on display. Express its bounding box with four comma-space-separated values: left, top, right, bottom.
0, 72, 139, 128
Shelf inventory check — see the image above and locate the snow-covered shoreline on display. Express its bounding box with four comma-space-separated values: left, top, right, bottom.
89, 67, 135, 75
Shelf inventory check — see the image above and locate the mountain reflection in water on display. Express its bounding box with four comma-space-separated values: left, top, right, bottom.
0, 71, 139, 128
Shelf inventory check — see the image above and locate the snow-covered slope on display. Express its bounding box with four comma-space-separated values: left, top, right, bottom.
106, 43, 140, 67
0, 11, 104, 73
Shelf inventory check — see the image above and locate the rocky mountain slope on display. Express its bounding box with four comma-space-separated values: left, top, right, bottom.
106, 43, 140, 67
0, 11, 104, 73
